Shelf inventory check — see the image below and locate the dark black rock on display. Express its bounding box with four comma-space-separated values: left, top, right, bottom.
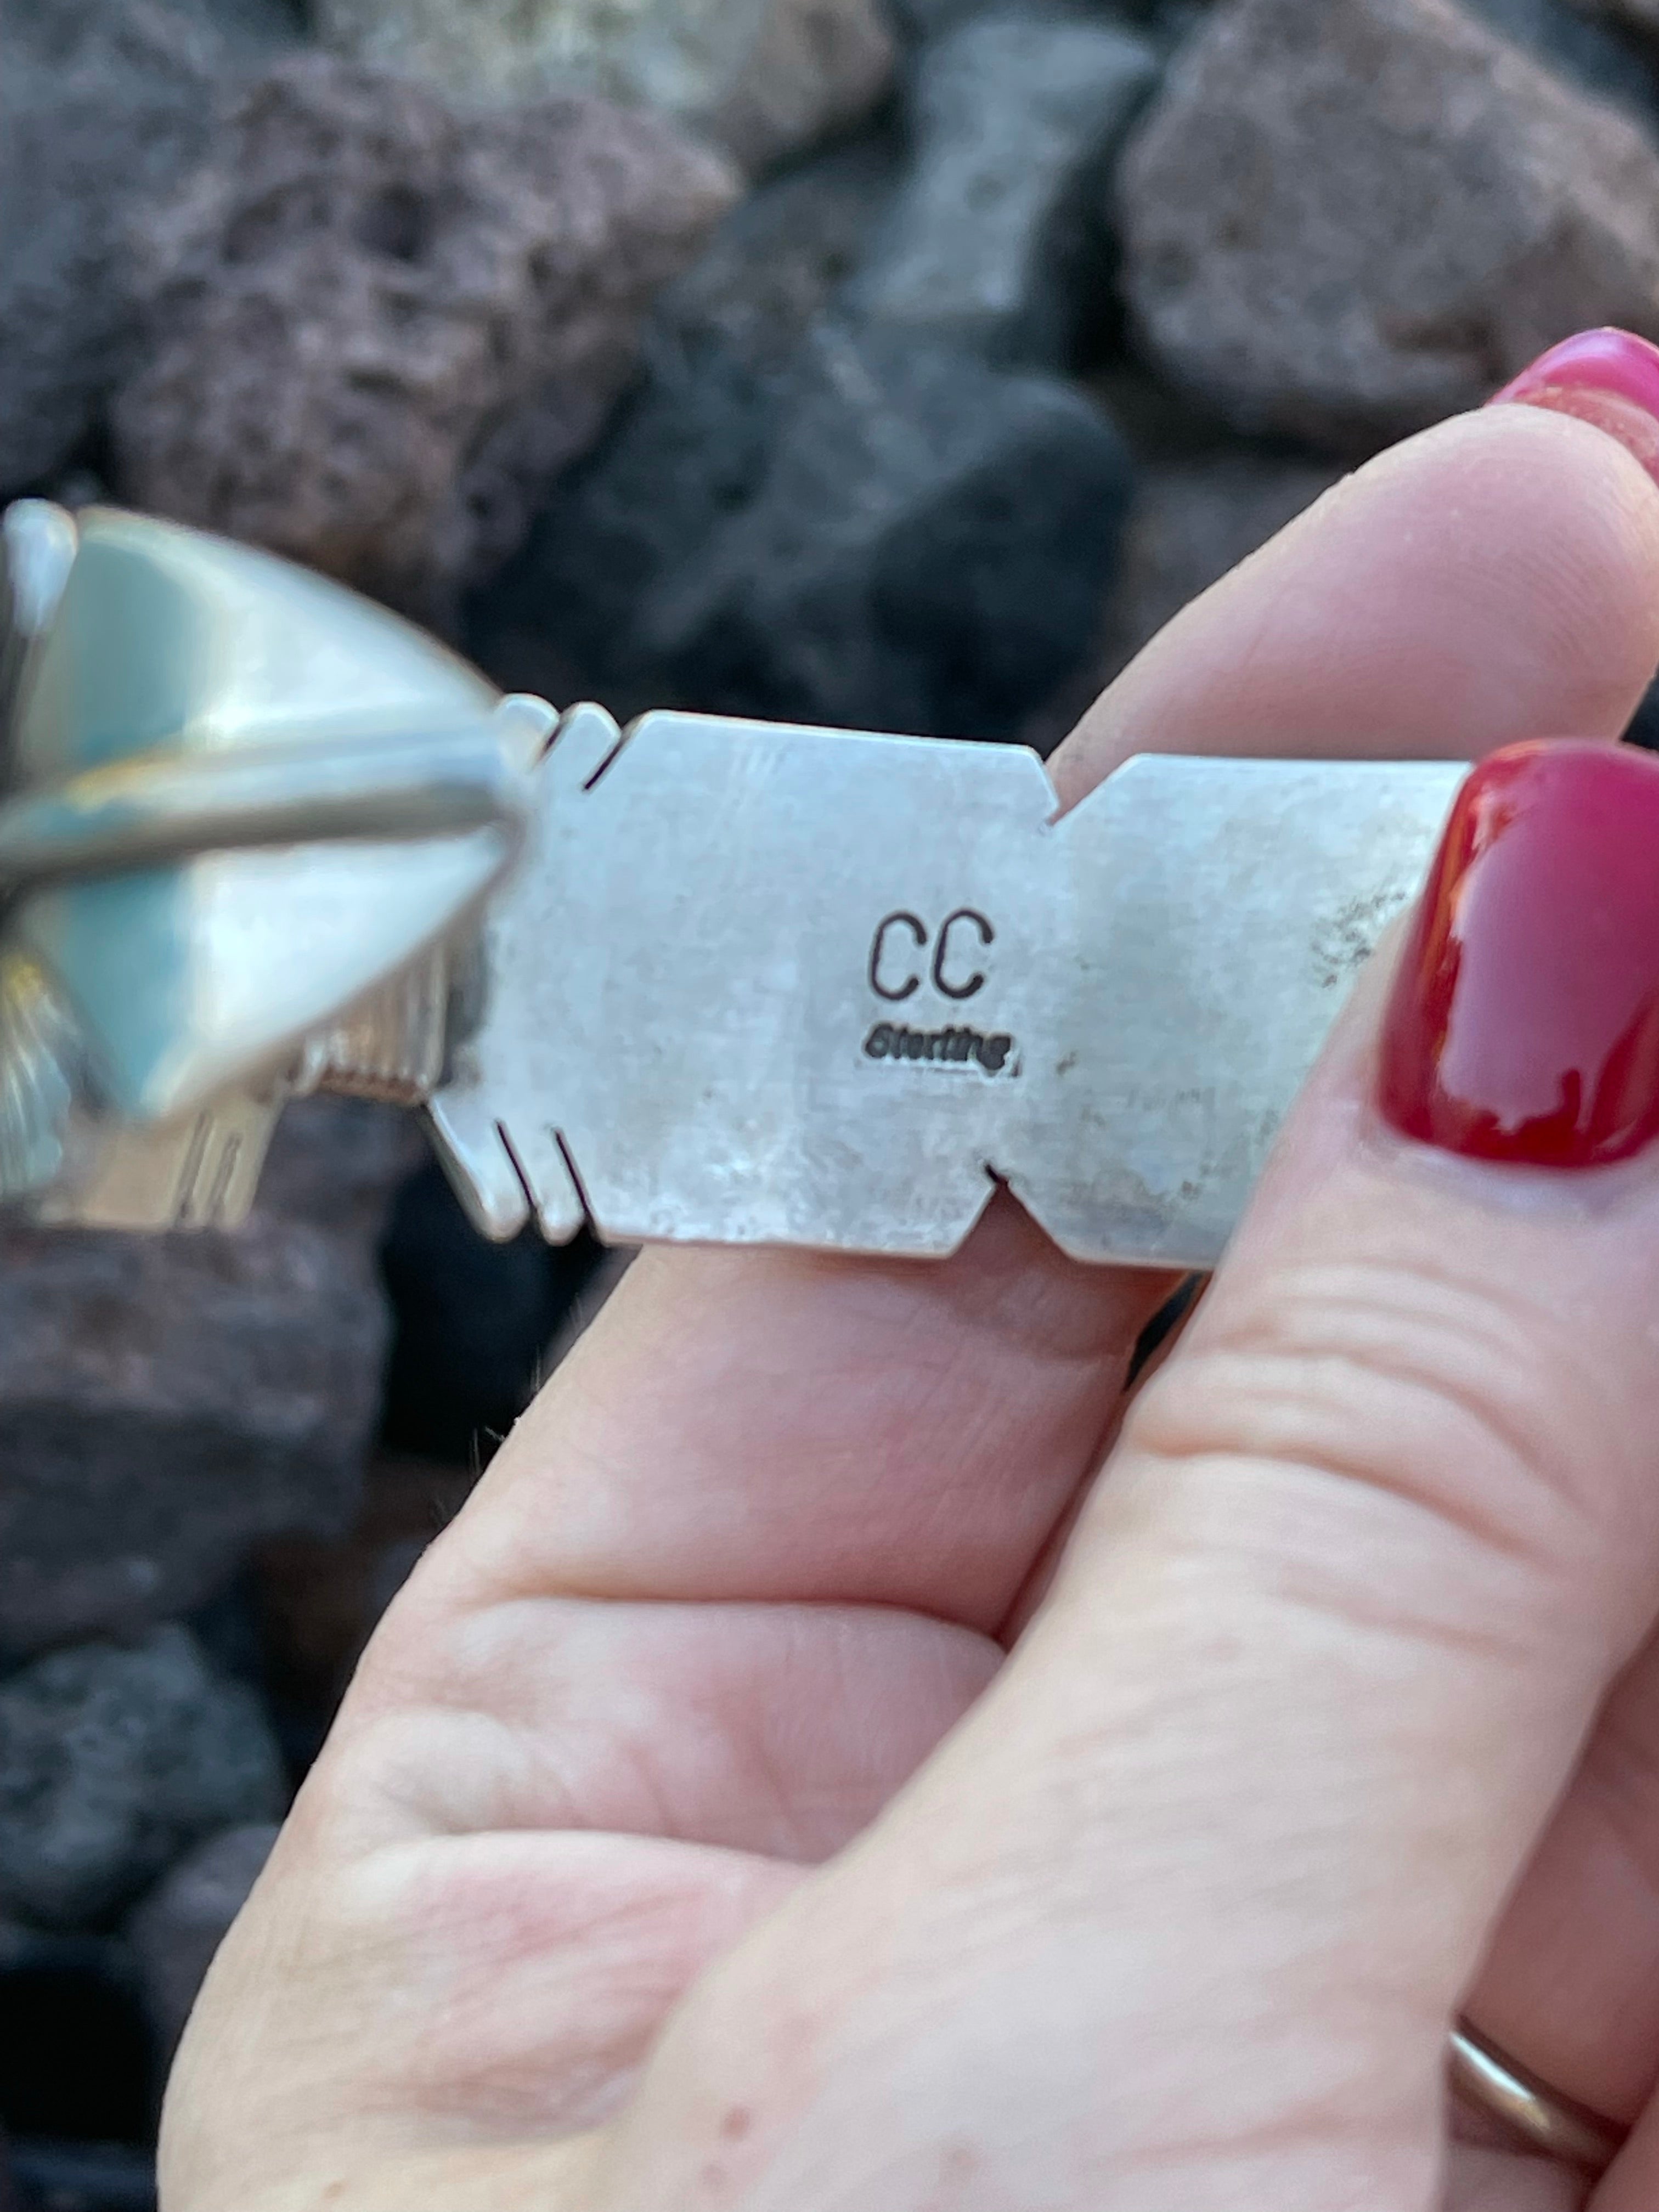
477, 319, 1133, 740
0, 1629, 286, 1929
0, 1932, 155, 2152
472, 44, 1135, 740
849, 9, 1160, 366
1625, 670, 1659, 749
10, 2141, 155, 2212
379, 1162, 602, 1467
654, 125, 907, 373
1576, 0, 1659, 43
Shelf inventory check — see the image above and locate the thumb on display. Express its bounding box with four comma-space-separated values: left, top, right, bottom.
597, 739, 1659, 2211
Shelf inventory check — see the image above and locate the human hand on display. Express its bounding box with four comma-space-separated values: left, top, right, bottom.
161, 364, 1659, 2211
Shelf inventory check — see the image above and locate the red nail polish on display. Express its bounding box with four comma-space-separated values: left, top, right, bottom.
1379, 742, 1659, 1167
1488, 328, 1659, 488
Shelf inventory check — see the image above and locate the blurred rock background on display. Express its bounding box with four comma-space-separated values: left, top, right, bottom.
7, 0, 1659, 2197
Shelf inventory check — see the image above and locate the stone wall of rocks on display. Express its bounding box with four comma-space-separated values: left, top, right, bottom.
9, 0, 1659, 2198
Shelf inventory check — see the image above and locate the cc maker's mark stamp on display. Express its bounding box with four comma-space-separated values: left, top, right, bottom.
862, 906, 1017, 1075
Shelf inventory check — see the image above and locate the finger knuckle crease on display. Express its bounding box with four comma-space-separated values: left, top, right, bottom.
1125, 1261, 1600, 1570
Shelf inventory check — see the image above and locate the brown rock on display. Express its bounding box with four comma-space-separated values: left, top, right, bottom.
1117, 0, 1659, 450
0, 0, 298, 496
112, 55, 739, 625
0, 1099, 415, 1659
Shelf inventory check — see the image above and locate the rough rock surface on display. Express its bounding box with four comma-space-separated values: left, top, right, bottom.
0, 0, 299, 496
0, 1629, 286, 1928
481, 318, 1132, 738
849, 10, 1160, 365
314, 0, 895, 173
0, 1099, 413, 1660
1117, 0, 1659, 449
113, 55, 739, 626
126, 1821, 278, 2051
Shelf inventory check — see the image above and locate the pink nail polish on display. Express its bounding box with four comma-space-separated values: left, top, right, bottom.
1488, 328, 1659, 487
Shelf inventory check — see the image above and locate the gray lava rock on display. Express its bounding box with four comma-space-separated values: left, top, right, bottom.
1117, 0, 1659, 450
848, 10, 1160, 366
126, 1820, 277, 2050
483, 318, 1133, 738
112, 55, 739, 627
0, 0, 298, 497
0, 1099, 413, 1661
314, 0, 895, 175
0, 1629, 285, 1928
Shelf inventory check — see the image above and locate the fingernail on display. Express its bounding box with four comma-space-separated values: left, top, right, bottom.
1379, 741, 1659, 1167
1488, 328, 1659, 487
